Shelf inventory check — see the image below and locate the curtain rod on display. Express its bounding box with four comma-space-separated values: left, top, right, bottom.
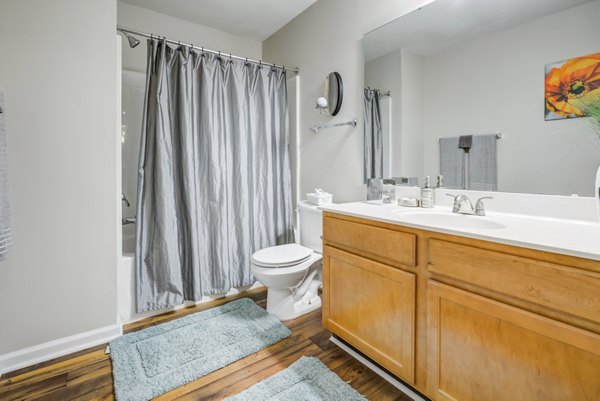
117, 26, 299, 74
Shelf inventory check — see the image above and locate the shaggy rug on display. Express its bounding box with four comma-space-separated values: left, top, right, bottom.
224, 356, 368, 401
109, 298, 291, 401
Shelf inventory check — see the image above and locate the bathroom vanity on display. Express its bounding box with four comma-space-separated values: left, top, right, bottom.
320, 203, 600, 401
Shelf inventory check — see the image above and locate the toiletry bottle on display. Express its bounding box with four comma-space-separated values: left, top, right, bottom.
382, 179, 396, 204
436, 175, 444, 189
421, 176, 434, 208
434, 175, 444, 205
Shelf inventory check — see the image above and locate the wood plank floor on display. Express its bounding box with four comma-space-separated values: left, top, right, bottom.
0, 288, 413, 400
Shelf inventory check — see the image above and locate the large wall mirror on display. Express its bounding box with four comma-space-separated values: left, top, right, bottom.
363, 0, 600, 196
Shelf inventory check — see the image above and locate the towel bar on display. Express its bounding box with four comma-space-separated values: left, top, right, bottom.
438, 132, 502, 142
309, 119, 357, 134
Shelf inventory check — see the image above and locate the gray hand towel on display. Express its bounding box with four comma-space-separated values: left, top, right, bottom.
439, 134, 498, 191
0, 93, 12, 260
439, 137, 463, 189
469, 134, 498, 191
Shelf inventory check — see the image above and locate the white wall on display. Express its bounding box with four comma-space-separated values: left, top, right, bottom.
0, 0, 118, 357
422, 1, 600, 196
263, 0, 432, 202
121, 70, 145, 227
118, 2, 262, 73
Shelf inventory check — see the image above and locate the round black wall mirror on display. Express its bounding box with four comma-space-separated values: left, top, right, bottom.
326, 72, 343, 116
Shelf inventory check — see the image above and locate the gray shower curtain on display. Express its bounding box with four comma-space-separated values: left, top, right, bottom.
364, 89, 383, 182
136, 39, 294, 312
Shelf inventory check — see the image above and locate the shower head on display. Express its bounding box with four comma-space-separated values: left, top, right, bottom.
121, 31, 140, 48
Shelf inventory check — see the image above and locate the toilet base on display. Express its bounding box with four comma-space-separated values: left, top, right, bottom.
266, 288, 322, 321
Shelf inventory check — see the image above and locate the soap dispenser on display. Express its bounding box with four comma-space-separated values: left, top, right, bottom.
421, 176, 434, 208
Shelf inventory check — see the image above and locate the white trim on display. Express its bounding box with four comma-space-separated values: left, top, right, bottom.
330, 336, 427, 401
0, 323, 122, 377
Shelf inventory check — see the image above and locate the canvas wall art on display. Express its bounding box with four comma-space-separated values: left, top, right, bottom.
544, 52, 600, 121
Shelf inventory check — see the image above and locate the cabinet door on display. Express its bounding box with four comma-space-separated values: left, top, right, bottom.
426, 281, 600, 401
322, 246, 415, 383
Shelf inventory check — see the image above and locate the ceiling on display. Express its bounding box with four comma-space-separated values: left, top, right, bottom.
364, 0, 595, 61
118, 0, 317, 41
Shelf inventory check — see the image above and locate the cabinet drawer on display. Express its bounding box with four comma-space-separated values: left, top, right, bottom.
323, 215, 416, 268
428, 239, 600, 325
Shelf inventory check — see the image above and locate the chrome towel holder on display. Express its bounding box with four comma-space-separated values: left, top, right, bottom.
309, 119, 357, 134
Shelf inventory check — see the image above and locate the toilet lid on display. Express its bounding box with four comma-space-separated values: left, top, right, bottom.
252, 244, 313, 267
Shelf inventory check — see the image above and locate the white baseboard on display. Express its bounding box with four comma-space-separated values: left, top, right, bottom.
0, 323, 123, 377
329, 336, 427, 401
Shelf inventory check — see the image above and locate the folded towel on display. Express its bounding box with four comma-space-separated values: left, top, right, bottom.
458, 135, 473, 151
0, 93, 12, 260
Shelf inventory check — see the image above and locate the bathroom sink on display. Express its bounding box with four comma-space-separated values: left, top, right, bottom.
395, 211, 506, 230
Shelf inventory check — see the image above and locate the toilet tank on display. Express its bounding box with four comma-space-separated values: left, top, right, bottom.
298, 201, 323, 253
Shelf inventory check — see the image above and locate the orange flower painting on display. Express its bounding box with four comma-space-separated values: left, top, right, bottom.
545, 52, 600, 120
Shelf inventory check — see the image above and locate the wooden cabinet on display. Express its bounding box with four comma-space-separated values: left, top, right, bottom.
322, 245, 416, 382
322, 211, 600, 401
426, 281, 600, 401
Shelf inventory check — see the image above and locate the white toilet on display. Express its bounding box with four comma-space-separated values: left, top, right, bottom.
251, 201, 323, 321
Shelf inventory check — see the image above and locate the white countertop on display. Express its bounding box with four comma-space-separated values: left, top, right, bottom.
320, 202, 600, 261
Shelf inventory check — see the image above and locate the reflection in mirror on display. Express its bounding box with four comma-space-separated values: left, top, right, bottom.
364, 0, 600, 196
364, 88, 392, 182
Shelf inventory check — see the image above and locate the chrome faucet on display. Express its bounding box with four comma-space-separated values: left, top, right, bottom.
446, 194, 492, 216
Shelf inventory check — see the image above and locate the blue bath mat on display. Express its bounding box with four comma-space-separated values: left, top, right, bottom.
225, 356, 368, 401
109, 298, 291, 401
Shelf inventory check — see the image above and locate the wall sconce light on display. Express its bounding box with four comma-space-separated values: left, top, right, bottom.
315, 96, 328, 114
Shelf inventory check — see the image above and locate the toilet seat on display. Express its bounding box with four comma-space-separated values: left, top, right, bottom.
252, 244, 313, 268
252, 252, 322, 276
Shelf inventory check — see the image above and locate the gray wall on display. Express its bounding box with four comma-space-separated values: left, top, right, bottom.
118, 2, 262, 73
0, 0, 118, 354
263, 0, 432, 202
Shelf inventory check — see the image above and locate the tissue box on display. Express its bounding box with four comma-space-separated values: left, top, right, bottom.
306, 191, 333, 206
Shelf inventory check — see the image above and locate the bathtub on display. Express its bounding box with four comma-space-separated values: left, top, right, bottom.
118, 224, 263, 324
